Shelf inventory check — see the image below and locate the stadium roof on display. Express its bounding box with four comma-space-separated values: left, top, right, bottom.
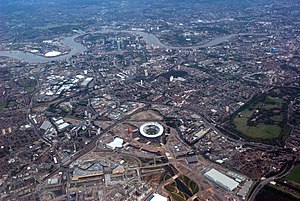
139, 122, 164, 138
204, 168, 239, 191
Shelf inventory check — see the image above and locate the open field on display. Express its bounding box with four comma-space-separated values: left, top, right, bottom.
0, 101, 7, 112
16, 79, 37, 93
26, 86, 36, 93
285, 166, 300, 185
232, 95, 290, 139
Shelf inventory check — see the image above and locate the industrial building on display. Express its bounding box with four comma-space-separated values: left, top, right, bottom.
146, 193, 168, 201
185, 155, 198, 164
204, 168, 239, 191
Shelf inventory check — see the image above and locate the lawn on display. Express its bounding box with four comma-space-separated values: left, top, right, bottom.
16, 79, 37, 93
271, 115, 283, 122
285, 166, 300, 185
234, 119, 281, 139
232, 96, 288, 139
264, 96, 284, 108
0, 101, 7, 112
26, 86, 36, 93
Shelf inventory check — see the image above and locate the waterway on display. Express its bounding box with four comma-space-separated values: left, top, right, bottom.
163, 165, 200, 201
0, 30, 249, 63
0, 34, 86, 63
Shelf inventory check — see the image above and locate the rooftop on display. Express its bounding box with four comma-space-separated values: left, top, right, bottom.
106, 137, 124, 150
204, 168, 239, 191
147, 194, 168, 201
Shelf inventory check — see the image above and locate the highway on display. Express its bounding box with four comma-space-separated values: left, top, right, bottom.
247, 161, 295, 201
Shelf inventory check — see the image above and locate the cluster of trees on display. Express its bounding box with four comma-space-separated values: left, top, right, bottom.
247, 108, 281, 127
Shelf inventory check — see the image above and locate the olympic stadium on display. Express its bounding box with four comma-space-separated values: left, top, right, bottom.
139, 122, 164, 138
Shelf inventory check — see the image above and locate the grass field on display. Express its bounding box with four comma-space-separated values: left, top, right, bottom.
233, 116, 282, 138
232, 96, 288, 139
0, 101, 7, 112
26, 86, 36, 93
285, 166, 300, 185
16, 79, 37, 93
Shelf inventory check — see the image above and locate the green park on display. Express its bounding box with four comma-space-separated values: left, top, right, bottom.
231, 95, 291, 140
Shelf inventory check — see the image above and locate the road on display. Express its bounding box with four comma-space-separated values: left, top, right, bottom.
126, 100, 285, 152
42, 105, 149, 182
247, 161, 295, 201
119, 100, 297, 199
40, 98, 296, 201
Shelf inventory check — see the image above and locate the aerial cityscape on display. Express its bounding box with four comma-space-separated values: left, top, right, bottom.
0, 0, 300, 200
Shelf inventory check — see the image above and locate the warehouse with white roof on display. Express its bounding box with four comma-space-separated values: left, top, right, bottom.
146, 194, 168, 201
204, 168, 239, 191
